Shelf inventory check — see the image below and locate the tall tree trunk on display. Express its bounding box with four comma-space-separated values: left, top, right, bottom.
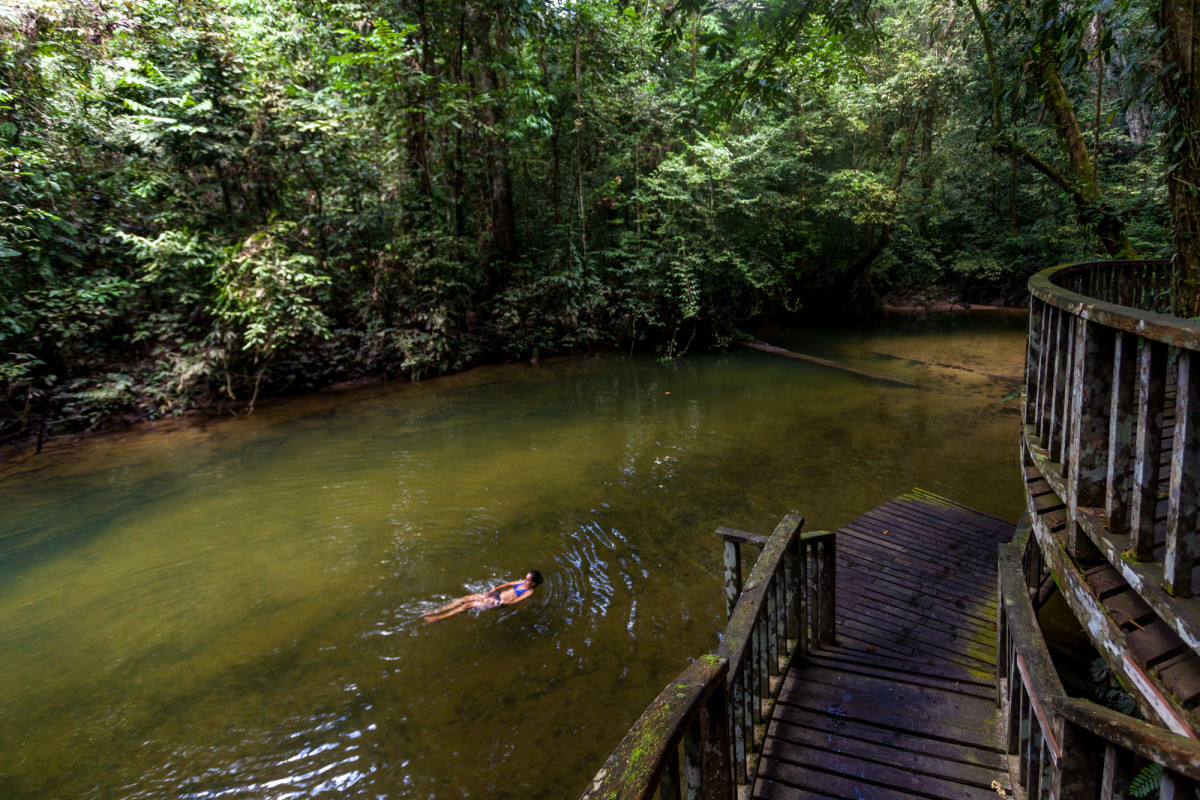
1159, 0, 1200, 316
574, 27, 586, 257
966, 0, 1136, 258
471, 4, 516, 260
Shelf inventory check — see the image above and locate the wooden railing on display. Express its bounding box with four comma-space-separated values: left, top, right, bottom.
998, 526, 1200, 798
1024, 260, 1200, 647
579, 515, 837, 800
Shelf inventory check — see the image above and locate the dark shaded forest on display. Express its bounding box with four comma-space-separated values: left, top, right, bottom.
0, 0, 1187, 438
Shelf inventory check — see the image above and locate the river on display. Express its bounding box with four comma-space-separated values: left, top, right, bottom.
0, 312, 1026, 799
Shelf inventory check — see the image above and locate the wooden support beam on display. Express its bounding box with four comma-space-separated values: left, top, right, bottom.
1166, 349, 1200, 597
1026, 300, 1044, 427
1067, 316, 1112, 558
1106, 330, 1137, 532
1130, 338, 1167, 561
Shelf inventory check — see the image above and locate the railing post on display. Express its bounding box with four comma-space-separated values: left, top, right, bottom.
784, 529, 802, 645
1026, 300, 1043, 427
1047, 308, 1067, 450
1130, 339, 1168, 561
723, 538, 742, 619
795, 535, 808, 658
1100, 742, 1134, 800
1166, 349, 1200, 596
1051, 718, 1100, 799
1037, 306, 1056, 439
661, 751, 682, 800
1056, 313, 1077, 465
767, 577, 780, 679
683, 719, 701, 799
995, 568, 1007, 709
700, 674, 731, 800
1106, 330, 1137, 532
1066, 316, 1111, 558
818, 536, 836, 647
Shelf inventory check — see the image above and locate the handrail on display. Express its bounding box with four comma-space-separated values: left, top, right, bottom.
579, 654, 730, 800
1023, 260, 1200, 662
718, 518, 836, 790
998, 539, 1064, 795
580, 515, 837, 800
1054, 697, 1200, 780
999, 532, 1200, 798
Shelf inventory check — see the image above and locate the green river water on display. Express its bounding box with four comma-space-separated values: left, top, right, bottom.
0, 313, 1027, 799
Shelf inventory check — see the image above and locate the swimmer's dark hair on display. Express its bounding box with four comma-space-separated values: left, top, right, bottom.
528, 570, 544, 586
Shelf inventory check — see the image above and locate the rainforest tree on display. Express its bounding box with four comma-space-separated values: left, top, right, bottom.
0, 0, 1174, 439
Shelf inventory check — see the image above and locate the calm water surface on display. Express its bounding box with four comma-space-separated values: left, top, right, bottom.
0, 314, 1026, 799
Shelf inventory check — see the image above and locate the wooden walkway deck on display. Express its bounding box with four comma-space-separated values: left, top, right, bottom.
754, 489, 1015, 799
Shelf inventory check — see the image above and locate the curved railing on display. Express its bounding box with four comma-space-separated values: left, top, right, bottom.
998, 526, 1200, 797
579, 515, 836, 800
1024, 260, 1200, 664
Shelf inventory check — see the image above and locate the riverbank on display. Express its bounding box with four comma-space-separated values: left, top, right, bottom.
1, 304, 1027, 471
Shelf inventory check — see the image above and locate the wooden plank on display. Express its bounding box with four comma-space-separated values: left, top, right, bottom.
777, 670, 1004, 742
832, 576, 999, 642
1104, 591, 1155, 629
764, 722, 1008, 789
753, 775, 922, 800
1126, 618, 1188, 667
797, 653, 994, 699
1157, 651, 1200, 706
755, 744, 1006, 800
833, 617, 994, 672
1085, 563, 1131, 600
821, 643, 995, 685
766, 704, 1009, 770
748, 492, 1015, 799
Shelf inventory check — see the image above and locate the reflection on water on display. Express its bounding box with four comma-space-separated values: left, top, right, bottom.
0, 313, 1026, 799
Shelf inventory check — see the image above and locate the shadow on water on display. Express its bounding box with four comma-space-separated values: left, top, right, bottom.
0, 312, 1026, 799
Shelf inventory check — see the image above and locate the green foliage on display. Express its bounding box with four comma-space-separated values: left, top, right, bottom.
0, 0, 1175, 437
1129, 762, 1162, 798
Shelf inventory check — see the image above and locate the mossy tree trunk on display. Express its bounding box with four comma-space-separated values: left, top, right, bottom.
1159, 0, 1200, 318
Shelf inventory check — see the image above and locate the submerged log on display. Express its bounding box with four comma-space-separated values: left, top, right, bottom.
736, 338, 921, 389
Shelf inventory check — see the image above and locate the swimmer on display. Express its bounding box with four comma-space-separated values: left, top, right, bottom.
423, 570, 544, 623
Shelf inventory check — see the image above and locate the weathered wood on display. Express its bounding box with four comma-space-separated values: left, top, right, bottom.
717, 515, 802, 688
717, 527, 770, 547
1048, 308, 1068, 457
1159, 652, 1200, 705
1024, 428, 1200, 697
1055, 696, 1200, 780
998, 543, 1065, 775
699, 677, 731, 800
1057, 312, 1077, 465
1028, 261, 1199, 349
1100, 742, 1134, 800
1131, 338, 1168, 559
734, 338, 921, 388
722, 538, 742, 620
1026, 300, 1043, 427
1067, 317, 1114, 558
1023, 484, 1200, 737
755, 492, 1013, 800
1166, 349, 1200, 596
1106, 330, 1138, 531
1037, 305, 1055, 438
580, 654, 728, 800
811, 531, 837, 647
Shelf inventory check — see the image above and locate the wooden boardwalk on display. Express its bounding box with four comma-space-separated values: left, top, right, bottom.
754, 489, 1015, 799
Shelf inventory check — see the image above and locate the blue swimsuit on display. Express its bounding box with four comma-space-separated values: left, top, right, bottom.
513, 585, 528, 598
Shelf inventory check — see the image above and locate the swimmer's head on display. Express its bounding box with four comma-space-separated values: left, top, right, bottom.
526, 570, 544, 586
